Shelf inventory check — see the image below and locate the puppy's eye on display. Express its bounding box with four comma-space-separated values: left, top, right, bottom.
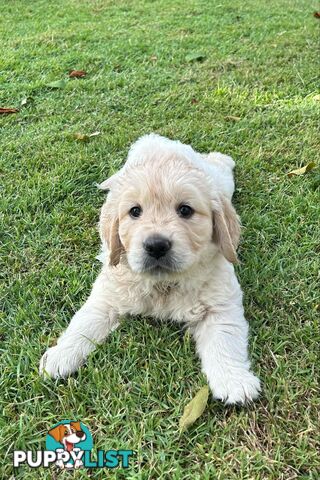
177, 204, 194, 219
129, 206, 142, 218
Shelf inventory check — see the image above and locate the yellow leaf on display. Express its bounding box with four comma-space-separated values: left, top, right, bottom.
179, 386, 209, 432
74, 133, 90, 141
287, 162, 316, 177
74, 131, 100, 141
225, 115, 241, 121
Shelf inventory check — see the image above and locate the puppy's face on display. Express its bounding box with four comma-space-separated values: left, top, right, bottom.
118, 164, 213, 275
100, 155, 240, 277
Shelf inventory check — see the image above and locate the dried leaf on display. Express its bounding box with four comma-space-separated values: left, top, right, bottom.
46, 79, 67, 89
225, 115, 241, 121
69, 70, 86, 78
313, 11, 320, 18
185, 52, 206, 62
150, 55, 157, 61
287, 162, 316, 177
74, 131, 101, 141
179, 386, 209, 432
191, 98, 198, 104
74, 133, 90, 141
20, 98, 28, 106
0, 107, 19, 114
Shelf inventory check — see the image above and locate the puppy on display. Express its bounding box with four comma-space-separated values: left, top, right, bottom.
40, 134, 260, 404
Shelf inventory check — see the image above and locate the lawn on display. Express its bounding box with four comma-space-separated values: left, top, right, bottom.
1, 0, 319, 478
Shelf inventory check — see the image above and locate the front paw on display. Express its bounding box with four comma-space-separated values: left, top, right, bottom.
209, 370, 261, 405
39, 345, 83, 379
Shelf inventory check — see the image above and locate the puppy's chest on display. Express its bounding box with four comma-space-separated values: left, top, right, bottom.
143, 283, 208, 324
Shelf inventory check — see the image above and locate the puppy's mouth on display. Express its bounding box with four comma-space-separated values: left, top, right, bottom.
141, 256, 182, 275
65, 440, 74, 452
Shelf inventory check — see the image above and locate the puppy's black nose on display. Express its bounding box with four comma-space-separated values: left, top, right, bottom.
143, 235, 172, 259
76, 431, 85, 438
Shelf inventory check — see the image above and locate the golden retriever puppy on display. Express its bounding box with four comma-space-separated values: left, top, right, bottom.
40, 134, 260, 404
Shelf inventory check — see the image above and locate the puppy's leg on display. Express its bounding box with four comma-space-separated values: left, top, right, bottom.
39, 272, 119, 378
192, 309, 260, 404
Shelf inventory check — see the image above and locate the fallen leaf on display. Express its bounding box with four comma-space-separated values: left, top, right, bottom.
20, 98, 28, 106
46, 79, 67, 89
185, 52, 206, 62
191, 98, 198, 104
313, 11, 320, 18
179, 386, 209, 432
69, 70, 86, 78
150, 55, 157, 61
287, 162, 316, 177
74, 133, 90, 141
0, 107, 19, 114
74, 131, 101, 141
225, 115, 241, 121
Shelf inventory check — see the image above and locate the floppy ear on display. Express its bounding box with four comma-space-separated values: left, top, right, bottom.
100, 202, 124, 267
48, 425, 65, 443
107, 216, 123, 266
212, 195, 241, 263
98, 172, 125, 267
71, 421, 81, 431
97, 172, 120, 191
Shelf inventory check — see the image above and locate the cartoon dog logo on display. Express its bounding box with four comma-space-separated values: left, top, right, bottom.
48, 421, 87, 469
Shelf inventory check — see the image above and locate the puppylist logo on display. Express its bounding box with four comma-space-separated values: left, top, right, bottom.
13, 420, 134, 470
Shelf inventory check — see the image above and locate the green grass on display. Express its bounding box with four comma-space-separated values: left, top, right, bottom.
1, 0, 319, 478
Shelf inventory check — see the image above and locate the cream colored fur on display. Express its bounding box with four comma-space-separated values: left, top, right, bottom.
40, 134, 260, 404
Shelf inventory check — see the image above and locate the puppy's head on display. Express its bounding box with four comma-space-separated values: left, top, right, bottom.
99, 139, 240, 277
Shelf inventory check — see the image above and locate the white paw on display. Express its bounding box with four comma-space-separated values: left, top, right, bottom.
209, 370, 261, 405
39, 345, 83, 379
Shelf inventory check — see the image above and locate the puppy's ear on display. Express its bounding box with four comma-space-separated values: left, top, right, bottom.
48, 425, 65, 443
212, 195, 241, 263
97, 172, 120, 191
71, 421, 81, 431
100, 203, 124, 267
107, 217, 123, 266
99, 172, 124, 267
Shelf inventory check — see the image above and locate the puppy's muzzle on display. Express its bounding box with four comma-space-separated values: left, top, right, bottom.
143, 235, 172, 259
